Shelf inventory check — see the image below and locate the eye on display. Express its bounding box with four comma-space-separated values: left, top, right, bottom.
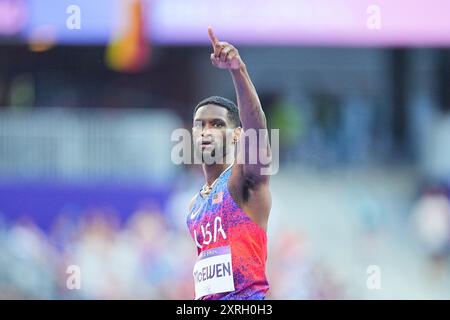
213, 122, 224, 128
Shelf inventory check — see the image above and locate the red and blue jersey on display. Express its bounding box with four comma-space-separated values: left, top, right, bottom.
187, 165, 269, 300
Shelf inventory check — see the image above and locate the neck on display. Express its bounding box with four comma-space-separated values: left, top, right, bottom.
202, 162, 232, 186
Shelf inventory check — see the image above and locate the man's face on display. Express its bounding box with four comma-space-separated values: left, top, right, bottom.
192, 104, 237, 164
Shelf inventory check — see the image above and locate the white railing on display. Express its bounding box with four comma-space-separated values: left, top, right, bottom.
0, 107, 182, 183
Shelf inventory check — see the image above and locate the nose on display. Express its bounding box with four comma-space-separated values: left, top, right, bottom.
200, 124, 214, 137
201, 128, 212, 138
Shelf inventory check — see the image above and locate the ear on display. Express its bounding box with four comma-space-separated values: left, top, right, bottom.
232, 127, 242, 143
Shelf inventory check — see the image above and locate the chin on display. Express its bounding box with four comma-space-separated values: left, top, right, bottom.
194, 149, 212, 163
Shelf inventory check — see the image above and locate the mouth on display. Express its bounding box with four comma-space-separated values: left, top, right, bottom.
199, 140, 214, 150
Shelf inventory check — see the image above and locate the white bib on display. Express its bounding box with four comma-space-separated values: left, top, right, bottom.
193, 246, 235, 299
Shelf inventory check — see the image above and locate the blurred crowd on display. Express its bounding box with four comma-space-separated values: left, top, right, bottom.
0, 205, 194, 299
2, 173, 450, 299
0, 201, 347, 299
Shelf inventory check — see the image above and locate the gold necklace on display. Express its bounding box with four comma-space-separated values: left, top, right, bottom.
200, 162, 234, 197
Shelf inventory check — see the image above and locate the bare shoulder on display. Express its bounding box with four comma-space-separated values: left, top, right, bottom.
228, 163, 271, 230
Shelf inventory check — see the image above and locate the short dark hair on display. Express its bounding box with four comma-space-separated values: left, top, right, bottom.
193, 96, 241, 128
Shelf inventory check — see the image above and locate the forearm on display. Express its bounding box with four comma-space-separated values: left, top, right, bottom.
230, 65, 267, 131
231, 64, 272, 176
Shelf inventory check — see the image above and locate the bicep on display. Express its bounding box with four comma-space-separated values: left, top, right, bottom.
236, 129, 272, 181
229, 164, 271, 228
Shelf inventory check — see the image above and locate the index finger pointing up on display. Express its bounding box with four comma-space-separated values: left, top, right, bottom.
208, 26, 219, 49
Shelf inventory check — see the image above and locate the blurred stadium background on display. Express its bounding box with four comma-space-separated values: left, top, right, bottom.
1, 0, 450, 299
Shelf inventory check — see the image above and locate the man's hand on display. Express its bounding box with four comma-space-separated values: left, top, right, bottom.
208, 27, 244, 70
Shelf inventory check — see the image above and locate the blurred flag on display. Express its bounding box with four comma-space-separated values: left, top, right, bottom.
105, 0, 150, 73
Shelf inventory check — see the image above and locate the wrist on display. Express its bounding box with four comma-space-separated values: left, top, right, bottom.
230, 62, 247, 76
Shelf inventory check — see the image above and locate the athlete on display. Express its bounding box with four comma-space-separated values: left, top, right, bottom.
187, 27, 272, 300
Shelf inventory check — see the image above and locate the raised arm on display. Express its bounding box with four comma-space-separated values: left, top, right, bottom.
208, 27, 271, 183
207, 27, 271, 229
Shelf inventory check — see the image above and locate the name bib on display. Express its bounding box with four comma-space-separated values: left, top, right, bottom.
193, 246, 235, 299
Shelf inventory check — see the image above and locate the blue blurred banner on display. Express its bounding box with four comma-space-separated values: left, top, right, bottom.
0, 182, 170, 231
